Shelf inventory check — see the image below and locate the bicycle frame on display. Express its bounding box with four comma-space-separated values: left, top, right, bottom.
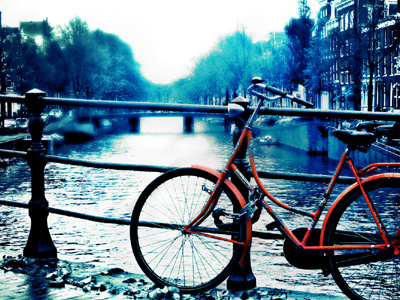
131, 79, 400, 298
184, 96, 400, 256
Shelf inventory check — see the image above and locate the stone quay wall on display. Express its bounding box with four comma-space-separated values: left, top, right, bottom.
258, 122, 400, 165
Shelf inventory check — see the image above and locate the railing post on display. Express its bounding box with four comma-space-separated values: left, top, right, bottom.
23, 89, 57, 258
184, 116, 194, 133
227, 96, 256, 290
129, 117, 140, 133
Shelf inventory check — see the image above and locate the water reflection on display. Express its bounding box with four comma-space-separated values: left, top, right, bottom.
0, 118, 352, 295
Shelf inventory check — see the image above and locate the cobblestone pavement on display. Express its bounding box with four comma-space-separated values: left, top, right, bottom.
0, 269, 97, 300
0, 254, 349, 300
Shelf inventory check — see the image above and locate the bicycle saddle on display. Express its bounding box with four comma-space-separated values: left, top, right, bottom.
333, 129, 376, 150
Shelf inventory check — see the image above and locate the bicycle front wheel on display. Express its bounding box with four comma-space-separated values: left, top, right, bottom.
130, 167, 249, 293
324, 176, 400, 300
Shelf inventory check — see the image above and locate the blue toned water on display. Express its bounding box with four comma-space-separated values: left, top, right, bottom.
0, 117, 352, 295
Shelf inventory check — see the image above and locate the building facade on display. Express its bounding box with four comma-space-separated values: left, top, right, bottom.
317, 0, 400, 111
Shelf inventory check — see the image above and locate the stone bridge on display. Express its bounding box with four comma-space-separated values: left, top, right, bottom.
75, 111, 229, 133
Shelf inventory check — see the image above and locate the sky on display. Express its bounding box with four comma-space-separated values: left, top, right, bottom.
0, 0, 320, 84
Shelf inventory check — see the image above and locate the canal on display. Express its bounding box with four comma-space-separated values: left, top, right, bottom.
0, 117, 354, 296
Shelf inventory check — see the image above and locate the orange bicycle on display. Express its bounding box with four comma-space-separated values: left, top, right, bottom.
130, 78, 400, 299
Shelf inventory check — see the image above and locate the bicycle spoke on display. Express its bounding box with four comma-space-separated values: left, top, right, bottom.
325, 177, 400, 299
130, 168, 247, 293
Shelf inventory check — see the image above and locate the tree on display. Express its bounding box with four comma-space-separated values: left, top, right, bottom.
90, 30, 148, 100
284, 0, 314, 88
175, 53, 222, 104
2, 32, 42, 95
41, 40, 70, 96
178, 30, 256, 104
253, 41, 290, 90
216, 30, 255, 95
56, 17, 149, 101
57, 17, 99, 98
305, 38, 332, 91
304, 17, 334, 104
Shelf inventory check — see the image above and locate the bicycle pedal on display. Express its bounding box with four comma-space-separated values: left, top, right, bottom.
266, 221, 279, 231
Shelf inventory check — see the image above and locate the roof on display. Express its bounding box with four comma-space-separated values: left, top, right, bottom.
19, 20, 49, 36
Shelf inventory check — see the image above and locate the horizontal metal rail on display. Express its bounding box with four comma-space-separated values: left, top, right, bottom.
0, 149, 356, 183
46, 154, 173, 173
0, 147, 356, 241
0, 199, 129, 225
0, 199, 284, 240
2, 94, 400, 121
0, 95, 228, 114
81, 112, 228, 120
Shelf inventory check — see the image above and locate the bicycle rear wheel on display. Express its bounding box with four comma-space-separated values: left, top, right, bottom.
130, 167, 249, 294
323, 176, 400, 300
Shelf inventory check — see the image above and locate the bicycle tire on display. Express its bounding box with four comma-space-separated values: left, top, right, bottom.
130, 167, 249, 294
323, 176, 400, 300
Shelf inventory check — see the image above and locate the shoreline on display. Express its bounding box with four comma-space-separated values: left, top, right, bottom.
0, 253, 348, 300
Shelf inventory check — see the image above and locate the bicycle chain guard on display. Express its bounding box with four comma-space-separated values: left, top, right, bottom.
283, 228, 326, 270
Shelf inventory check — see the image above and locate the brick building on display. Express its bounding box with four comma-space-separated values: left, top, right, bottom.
316, 0, 400, 111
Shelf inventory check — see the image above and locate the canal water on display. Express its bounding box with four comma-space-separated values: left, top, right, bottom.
0, 117, 354, 296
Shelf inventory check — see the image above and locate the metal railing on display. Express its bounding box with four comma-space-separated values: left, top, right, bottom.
3, 93, 400, 120
1, 89, 400, 288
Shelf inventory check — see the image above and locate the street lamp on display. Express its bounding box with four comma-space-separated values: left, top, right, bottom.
393, 82, 400, 108
376, 78, 384, 111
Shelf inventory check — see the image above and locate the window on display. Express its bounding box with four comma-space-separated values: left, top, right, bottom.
395, 84, 400, 108
390, 81, 393, 107
391, 52, 395, 75
391, 28, 395, 44
350, 11, 354, 28
336, 60, 339, 81
384, 29, 388, 48
377, 54, 381, 76
340, 16, 344, 32
376, 32, 381, 49
396, 50, 400, 74
383, 56, 387, 76
384, 1, 389, 18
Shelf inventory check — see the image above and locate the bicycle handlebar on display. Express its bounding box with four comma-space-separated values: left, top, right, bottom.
248, 82, 314, 108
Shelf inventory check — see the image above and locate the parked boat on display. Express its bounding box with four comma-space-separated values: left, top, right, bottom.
0, 157, 17, 168
62, 122, 98, 142
258, 135, 278, 145
17, 133, 65, 153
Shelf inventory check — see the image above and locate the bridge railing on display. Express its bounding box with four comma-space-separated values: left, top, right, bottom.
1, 89, 400, 288
3, 92, 400, 120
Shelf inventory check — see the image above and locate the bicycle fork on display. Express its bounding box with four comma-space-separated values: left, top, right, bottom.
182, 170, 248, 246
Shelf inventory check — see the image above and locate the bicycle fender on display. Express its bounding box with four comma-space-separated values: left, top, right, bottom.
320, 173, 400, 246
192, 164, 252, 267
192, 165, 248, 208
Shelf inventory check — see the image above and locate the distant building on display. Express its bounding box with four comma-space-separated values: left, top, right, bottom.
0, 13, 51, 117
19, 19, 51, 47
316, 0, 400, 111
266, 31, 288, 46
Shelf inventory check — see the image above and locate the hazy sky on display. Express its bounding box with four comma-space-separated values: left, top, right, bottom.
0, 0, 319, 84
